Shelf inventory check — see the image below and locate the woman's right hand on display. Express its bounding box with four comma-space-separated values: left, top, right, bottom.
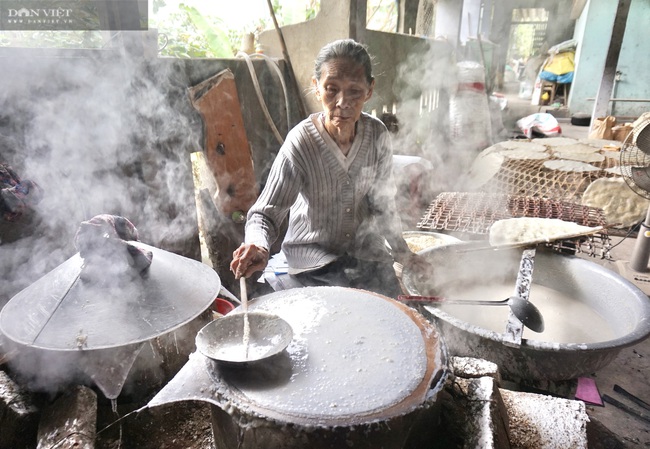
230, 243, 270, 279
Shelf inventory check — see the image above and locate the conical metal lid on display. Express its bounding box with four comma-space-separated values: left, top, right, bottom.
0, 241, 220, 351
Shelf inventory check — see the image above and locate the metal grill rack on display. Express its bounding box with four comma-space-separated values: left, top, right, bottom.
417, 192, 612, 258
477, 156, 620, 204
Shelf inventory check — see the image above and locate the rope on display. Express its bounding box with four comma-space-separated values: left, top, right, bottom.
236, 51, 288, 145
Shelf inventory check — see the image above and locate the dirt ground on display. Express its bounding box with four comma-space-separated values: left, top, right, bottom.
96, 400, 214, 449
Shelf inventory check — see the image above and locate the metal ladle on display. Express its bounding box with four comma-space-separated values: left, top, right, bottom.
195, 277, 294, 365
397, 294, 545, 333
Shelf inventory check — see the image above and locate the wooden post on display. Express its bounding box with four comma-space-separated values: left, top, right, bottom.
591, 0, 631, 122
191, 152, 242, 295
188, 69, 259, 294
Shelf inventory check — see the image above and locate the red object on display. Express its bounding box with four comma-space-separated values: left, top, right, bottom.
575, 377, 603, 406
213, 298, 236, 315
458, 82, 485, 92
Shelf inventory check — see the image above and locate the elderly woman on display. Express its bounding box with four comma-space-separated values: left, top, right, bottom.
230, 38, 428, 297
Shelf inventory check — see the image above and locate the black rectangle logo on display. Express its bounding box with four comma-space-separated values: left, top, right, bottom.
0, 0, 148, 30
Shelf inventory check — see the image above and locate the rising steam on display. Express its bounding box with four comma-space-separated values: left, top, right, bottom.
1, 38, 203, 305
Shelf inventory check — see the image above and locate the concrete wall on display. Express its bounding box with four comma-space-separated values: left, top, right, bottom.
571, 0, 650, 118
258, 0, 355, 115
257, 0, 454, 157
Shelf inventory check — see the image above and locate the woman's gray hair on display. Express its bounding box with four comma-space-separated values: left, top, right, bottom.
314, 39, 374, 85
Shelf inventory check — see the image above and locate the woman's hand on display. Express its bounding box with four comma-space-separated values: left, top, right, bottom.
230, 244, 270, 279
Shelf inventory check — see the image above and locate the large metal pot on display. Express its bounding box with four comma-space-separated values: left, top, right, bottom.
402, 245, 650, 381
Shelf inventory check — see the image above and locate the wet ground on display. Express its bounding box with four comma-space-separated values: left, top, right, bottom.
578, 236, 650, 448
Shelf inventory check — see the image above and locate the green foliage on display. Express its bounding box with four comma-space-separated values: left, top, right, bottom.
0, 30, 105, 48
305, 0, 319, 20
154, 3, 236, 58
510, 24, 537, 59
153, 0, 167, 14
179, 4, 233, 57
366, 0, 398, 33
0, 0, 322, 57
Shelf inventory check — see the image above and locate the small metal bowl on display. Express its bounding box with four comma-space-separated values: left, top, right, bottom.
195, 312, 293, 365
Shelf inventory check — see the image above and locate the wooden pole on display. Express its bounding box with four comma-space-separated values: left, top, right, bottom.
265, 0, 308, 119
591, 0, 631, 123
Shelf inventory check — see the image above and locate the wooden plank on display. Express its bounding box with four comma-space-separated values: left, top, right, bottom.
188, 69, 257, 217
37, 386, 97, 449
0, 371, 39, 448
591, 0, 632, 121
191, 151, 241, 294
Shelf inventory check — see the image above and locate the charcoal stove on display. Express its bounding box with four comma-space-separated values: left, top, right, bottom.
147, 286, 448, 449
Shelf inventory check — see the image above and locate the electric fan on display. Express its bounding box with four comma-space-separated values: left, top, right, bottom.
619, 115, 650, 273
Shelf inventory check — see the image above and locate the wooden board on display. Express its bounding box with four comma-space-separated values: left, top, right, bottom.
188, 69, 258, 216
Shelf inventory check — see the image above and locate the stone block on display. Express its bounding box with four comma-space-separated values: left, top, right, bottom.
440, 376, 511, 449
37, 385, 97, 449
499, 388, 588, 449
0, 370, 39, 449
451, 356, 502, 383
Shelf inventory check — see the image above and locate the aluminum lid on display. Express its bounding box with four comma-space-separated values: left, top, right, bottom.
0, 241, 221, 350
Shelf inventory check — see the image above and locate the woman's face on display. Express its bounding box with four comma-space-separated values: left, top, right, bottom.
313, 57, 374, 129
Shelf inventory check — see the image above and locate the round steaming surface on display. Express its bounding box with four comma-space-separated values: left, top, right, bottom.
220, 287, 429, 419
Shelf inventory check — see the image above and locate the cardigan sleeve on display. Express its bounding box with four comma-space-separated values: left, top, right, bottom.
244, 140, 303, 251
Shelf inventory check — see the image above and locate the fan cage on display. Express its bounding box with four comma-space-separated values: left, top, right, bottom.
621, 120, 650, 200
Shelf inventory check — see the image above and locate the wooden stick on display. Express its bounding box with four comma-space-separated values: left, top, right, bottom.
265, 0, 307, 119
0, 349, 18, 366
240, 276, 248, 312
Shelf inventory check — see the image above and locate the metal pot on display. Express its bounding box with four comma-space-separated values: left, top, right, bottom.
0, 241, 221, 398
195, 311, 294, 365
402, 245, 650, 381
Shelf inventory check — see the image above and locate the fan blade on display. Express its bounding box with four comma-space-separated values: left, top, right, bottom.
631, 166, 650, 192
635, 124, 650, 155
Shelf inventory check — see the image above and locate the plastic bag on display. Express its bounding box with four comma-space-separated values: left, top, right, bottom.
516, 113, 562, 138
542, 51, 575, 76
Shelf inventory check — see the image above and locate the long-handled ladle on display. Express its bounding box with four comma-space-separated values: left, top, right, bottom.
397, 294, 545, 333
240, 277, 250, 359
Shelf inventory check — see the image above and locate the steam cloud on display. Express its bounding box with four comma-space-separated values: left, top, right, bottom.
389, 39, 492, 193
1, 36, 203, 305
0, 35, 209, 393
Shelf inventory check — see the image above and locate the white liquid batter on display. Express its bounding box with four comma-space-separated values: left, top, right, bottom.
211, 334, 283, 361
432, 283, 616, 344
233, 287, 429, 417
